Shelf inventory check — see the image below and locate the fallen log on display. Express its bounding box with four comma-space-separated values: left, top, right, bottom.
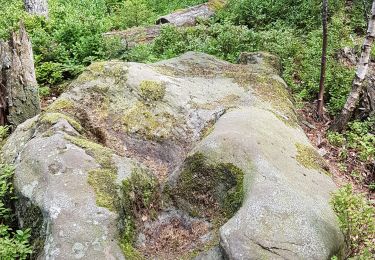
103, 25, 162, 49
0, 24, 41, 126
24, 0, 48, 17
156, 3, 214, 27
103, 1, 227, 49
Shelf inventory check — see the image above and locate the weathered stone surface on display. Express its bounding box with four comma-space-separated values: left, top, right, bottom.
2, 52, 344, 259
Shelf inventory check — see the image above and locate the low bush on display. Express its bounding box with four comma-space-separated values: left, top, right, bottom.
0, 164, 32, 259
331, 185, 375, 258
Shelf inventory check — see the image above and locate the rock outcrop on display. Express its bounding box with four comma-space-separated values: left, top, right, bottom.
1, 52, 344, 259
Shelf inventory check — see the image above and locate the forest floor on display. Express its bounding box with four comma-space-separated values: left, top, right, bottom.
298, 103, 374, 203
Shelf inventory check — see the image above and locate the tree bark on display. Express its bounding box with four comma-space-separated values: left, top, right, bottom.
24, 0, 48, 17
0, 24, 41, 127
317, 0, 328, 118
331, 0, 375, 132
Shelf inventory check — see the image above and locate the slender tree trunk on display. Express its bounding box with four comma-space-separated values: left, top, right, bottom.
0, 24, 41, 127
331, 0, 375, 132
317, 0, 328, 118
24, 0, 48, 17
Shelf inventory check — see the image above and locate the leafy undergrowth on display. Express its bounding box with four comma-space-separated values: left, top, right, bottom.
0, 164, 33, 260
331, 185, 375, 258
298, 103, 374, 259
299, 104, 374, 199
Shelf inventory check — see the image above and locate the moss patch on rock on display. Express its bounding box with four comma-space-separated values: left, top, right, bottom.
139, 80, 166, 102
64, 135, 120, 211
173, 153, 244, 219
88, 168, 119, 211
120, 168, 160, 259
16, 197, 46, 256
40, 112, 83, 132
295, 143, 329, 174
208, 0, 227, 10
47, 98, 74, 112
252, 77, 298, 127
65, 135, 113, 167
122, 101, 175, 141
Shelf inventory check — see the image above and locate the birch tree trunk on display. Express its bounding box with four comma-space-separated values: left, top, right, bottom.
0, 24, 41, 126
24, 0, 48, 17
331, 0, 375, 132
317, 0, 328, 118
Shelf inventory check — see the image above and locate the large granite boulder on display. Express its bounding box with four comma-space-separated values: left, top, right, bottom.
1, 52, 344, 259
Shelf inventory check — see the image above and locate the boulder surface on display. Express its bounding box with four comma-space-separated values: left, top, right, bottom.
1, 52, 344, 259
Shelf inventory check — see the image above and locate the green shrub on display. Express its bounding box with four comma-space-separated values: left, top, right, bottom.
0, 226, 32, 260
331, 185, 375, 258
327, 131, 346, 147
111, 0, 155, 29
346, 119, 375, 162
0, 164, 33, 259
0, 126, 10, 143
326, 118, 375, 163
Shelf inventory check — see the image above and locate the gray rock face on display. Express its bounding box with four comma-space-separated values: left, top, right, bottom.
1, 52, 344, 259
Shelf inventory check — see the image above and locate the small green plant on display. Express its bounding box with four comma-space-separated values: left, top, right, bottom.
327, 131, 346, 147
0, 226, 32, 260
0, 164, 33, 259
369, 182, 375, 192
38, 86, 51, 98
331, 185, 375, 258
0, 126, 10, 142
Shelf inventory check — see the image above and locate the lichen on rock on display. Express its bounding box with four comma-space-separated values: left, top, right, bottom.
139, 80, 166, 102
46, 98, 74, 112
40, 112, 83, 132
295, 143, 329, 173
122, 101, 175, 141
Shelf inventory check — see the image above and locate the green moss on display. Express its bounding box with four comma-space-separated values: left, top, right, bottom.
139, 80, 166, 102
252, 77, 299, 127
208, 0, 227, 10
40, 112, 83, 132
88, 168, 119, 211
64, 135, 113, 168
191, 94, 240, 110
64, 135, 120, 211
295, 143, 329, 174
120, 242, 144, 260
88, 62, 106, 73
120, 168, 160, 258
47, 98, 74, 112
153, 61, 220, 79
174, 153, 244, 219
121, 168, 160, 219
17, 198, 45, 256
122, 101, 175, 140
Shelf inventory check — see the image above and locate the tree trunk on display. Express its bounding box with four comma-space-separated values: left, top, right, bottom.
24, 0, 48, 17
331, 0, 375, 132
317, 0, 328, 118
0, 24, 41, 127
